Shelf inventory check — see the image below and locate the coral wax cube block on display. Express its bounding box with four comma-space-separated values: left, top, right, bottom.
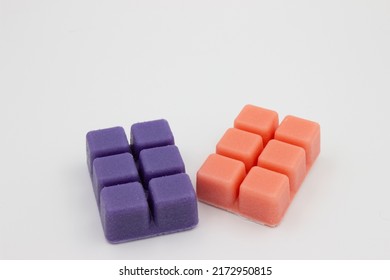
149, 173, 198, 231
197, 154, 246, 208
100, 182, 150, 243
216, 128, 263, 172
86, 127, 129, 175
258, 140, 306, 195
196, 105, 320, 226
234, 104, 279, 145
139, 145, 185, 184
92, 153, 139, 203
239, 167, 290, 226
275, 115, 320, 168
131, 119, 174, 158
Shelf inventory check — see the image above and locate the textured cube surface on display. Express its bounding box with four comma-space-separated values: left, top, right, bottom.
197, 105, 320, 226
239, 167, 290, 225
86, 126, 130, 175
100, 182, 150, 242
234, 104, 279, 145
258, 140, 306, 195
139, 145, 185, 184
149, 173, 198, 230
216, 128, 263, 172
197, 154, 246, 208
86, 119, 198, 243
275, 115, 320, 168
92, 153, 139, 203
131, 119, 174, 158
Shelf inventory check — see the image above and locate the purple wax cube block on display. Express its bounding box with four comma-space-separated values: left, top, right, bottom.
92, 153, 139, 204
86, 127, 130, 175
149, 173, 198, 231
131, 119, 174, 158
99, 175, 198, 243
139, 145, 185, 184
86, 119, 199, 243
100, 182, 150, 243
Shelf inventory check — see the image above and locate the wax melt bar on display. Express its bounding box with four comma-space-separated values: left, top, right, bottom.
86, 119, 198, 243
197, 105, 320, 226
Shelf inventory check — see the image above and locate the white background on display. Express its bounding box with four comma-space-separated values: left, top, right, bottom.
1, 0, 389, 259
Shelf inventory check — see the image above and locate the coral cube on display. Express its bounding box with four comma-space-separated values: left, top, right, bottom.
275, 115, 320, 168
234, 104, 279, 145
197, 154, 246, 209
257, 140, 306, 195
239, 167, 290, 226
216, 128, 263, 172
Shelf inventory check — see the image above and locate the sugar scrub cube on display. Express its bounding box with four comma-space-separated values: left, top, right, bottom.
275, 115, 320, 169
239, 167, 290, 226
216, 128, 263, 172
197, 154, 246, 208
139, 145, 185, 184
100, 182, 150, 242
234, 105, 279, 145
197, 105, 320, 226
148, 173, 198, 231
92, 153, 139, 203
86, 120, 198, 243
86, 127, 130, 175
131, 119, 174, 158
258, 140, 306, 195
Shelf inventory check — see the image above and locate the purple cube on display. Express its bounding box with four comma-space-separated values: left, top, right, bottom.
130, 119, 174, 158
100, 182, 150, 243
86, 127, 130, 175
92, 153, 139, 204
139, 145, 185, 184
149, 173, 198, 231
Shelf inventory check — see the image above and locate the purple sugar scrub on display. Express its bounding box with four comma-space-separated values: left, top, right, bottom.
149, 173, 198, 231
139, 145, 185, 184
86, 120, 198, 243
92, 153, 139, 204
131, 119, 174, 158
86, 127, 130, 175
99, 175, 198, 243
100, 182, 150, 243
